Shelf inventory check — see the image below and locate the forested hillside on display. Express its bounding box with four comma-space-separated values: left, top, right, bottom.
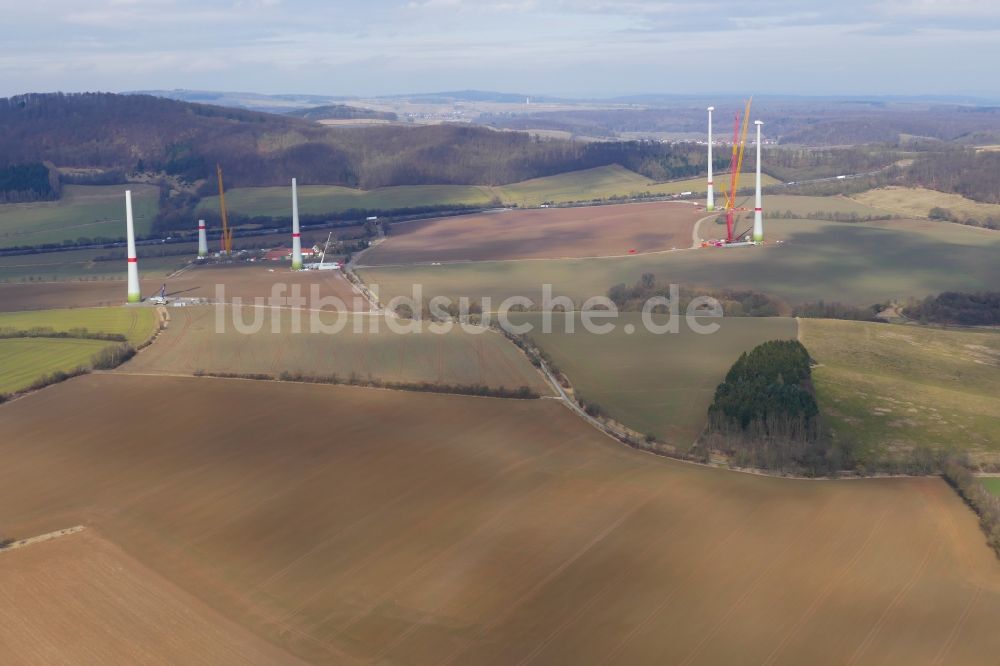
285, 104, 397, 122
0, 93, 716, 190
905, 149, 1000, 204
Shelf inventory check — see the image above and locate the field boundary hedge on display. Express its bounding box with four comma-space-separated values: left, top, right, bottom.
943, 457, 1000, 558
190, 369, 539, 400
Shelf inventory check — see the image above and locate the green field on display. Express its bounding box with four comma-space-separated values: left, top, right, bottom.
983, 478, 1000, 496
360, 216, 1000, 309
512, 313, 797, 446
123, 305, 551, 393
199, 165, 781, 217
0, 337, 111, 393
0, 184, 159, 249
0, 307, 157, 345
801, 319, 1000, 469
0, 307, 157, 393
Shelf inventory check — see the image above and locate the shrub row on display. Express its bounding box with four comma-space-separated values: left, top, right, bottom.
191, 370, 539, 400
0, 326, 127, 342
942, 457, 1000, 558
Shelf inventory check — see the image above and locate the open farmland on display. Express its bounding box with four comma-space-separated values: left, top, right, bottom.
0, 374, 999, 664
0, 223, 365, 285
200, 183, 496, 218
513, 314, 797, 445
0, 306, 157, 345
361, 217, 1000, 309
761, 194, 891, 218
0, 530, 303, 665
199, 165, 781, 217
360, 202, 703, 265
125, 305, 551, 393
983, 478, 1000, 496
0, 184, 159, 249
493, 165, 780, 207
0, 337, 111, 393
800, 319, 1000, 469
0, 248, 188, 284
0, 263, 365, 312
851, 186, 1000, 224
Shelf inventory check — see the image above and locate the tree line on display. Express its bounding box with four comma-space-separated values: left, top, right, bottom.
904, 291, 1000, 326
0, 162, 58, 203
607, 273, 784, 317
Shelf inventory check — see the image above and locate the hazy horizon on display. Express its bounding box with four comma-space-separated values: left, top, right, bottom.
4, 1, 1000, 100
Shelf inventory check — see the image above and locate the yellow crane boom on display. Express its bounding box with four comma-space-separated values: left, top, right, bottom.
216, 164, 233, 255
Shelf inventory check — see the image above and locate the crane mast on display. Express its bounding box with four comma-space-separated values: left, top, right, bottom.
216, 164, 233, 256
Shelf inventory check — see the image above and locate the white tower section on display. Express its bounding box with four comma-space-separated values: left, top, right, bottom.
291, 178, 303, 270
125, 190, 141, 303
706, 106, 715, 212
197, 219, 208, 257
753, 120, 764, 243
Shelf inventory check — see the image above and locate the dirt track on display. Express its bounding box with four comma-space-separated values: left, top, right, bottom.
1, 374, 998, 665
360, 201, 702, 266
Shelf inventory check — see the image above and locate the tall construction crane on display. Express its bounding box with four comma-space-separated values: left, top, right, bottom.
216, 164, 234, 256
723, 97, 753, 243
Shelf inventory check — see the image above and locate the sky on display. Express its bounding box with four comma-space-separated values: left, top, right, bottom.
3, 0, 1000, 99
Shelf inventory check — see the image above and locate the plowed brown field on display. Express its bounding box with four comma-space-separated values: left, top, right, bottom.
1, 374, 998, 665
0, 530, 303, 665
359, 201, 702, 266
0, 264, 365, 312
124, 305, 551, 393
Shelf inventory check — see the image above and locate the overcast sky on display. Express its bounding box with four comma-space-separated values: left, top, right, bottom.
3, 0, 1000, 99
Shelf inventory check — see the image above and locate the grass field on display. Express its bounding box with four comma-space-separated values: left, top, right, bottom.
198, 165, 781, 217
124, 305, 551, 394
761, 194, 891, 218
983, 478, 1000, 496
0, 306, 157, 345
1, 373, 998, 664
800, 319, 1000, 468
359, 202, 702, 265
0, 530, 300, 665
851, 186, 1000, 223
0, 184, 159, 249
514, 313, 797, 445
360, 217, 1000, 310
0, 337, 111, 393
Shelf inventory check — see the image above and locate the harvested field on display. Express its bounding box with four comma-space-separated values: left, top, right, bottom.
0, 264, 366, 312
851, 186, 1000, 224
800, 319, 1000, 467
359, 201, 703, 265
514, 313, 797, 445
360, 217, 1000, 309
125, 305, 551, 393
0, 530, 302, 665
1, 374, 999, 665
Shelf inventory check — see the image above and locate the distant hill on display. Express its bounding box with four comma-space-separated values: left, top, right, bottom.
285, 104, 397, 122
0, 93, 715, 192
